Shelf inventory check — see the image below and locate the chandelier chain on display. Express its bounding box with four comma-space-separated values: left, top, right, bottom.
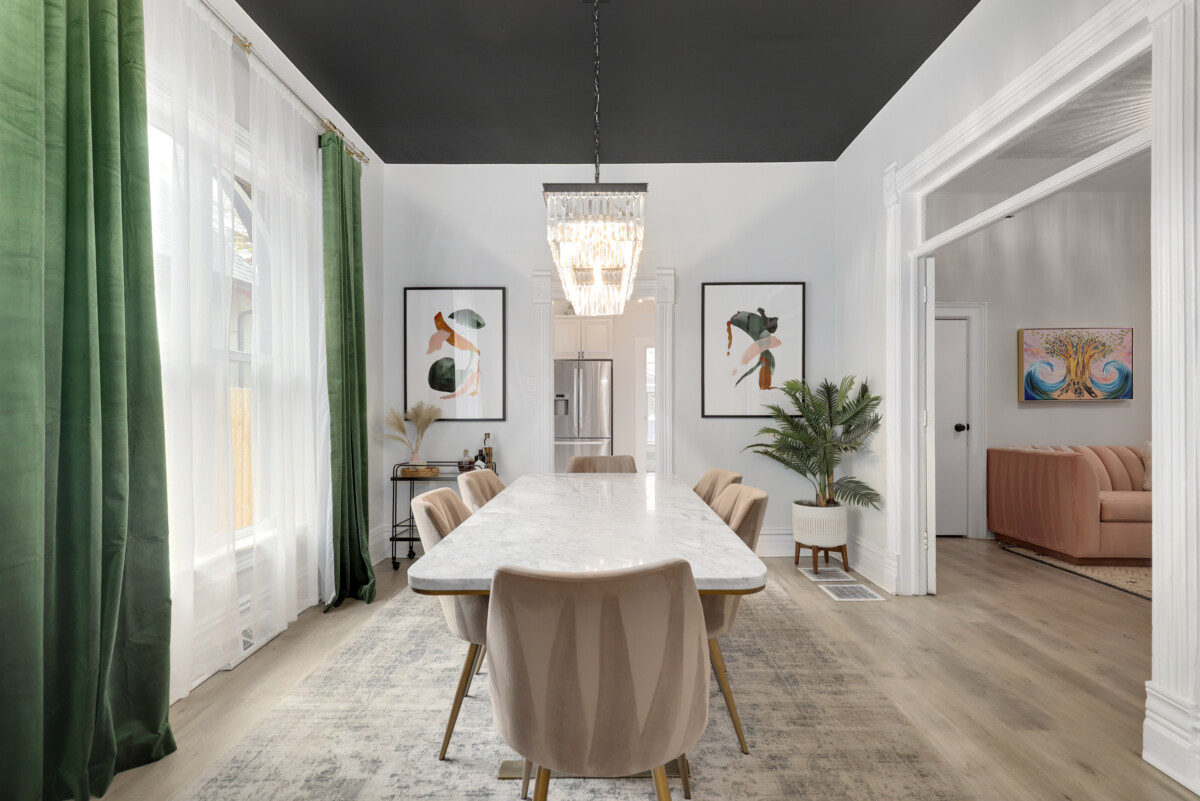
593, 0, 600, 183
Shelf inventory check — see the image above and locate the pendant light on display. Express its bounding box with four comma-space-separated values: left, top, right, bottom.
543, 0, 647, 317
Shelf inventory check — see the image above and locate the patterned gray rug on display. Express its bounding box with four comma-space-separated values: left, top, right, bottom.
175, 582, 968, 800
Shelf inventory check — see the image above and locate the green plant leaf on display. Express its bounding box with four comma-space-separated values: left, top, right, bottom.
449, 308, 486, 328
428, 357, 458, 392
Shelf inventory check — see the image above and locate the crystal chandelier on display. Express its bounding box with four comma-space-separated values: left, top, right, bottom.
544, 0, 647, 317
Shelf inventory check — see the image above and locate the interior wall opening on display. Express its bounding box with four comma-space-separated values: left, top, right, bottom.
928, 149, 1152, 591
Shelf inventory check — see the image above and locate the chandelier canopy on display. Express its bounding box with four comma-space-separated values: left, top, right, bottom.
543, 0, 647, 317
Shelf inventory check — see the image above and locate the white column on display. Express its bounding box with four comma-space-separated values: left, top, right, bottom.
655, 269, 676, 475
1144, 0, 1200, 793
533, 270, 554, 473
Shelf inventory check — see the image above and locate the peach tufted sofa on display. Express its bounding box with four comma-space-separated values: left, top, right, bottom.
987, 445, 1150, 565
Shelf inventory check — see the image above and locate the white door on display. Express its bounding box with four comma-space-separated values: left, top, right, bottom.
935, 317, 970, 536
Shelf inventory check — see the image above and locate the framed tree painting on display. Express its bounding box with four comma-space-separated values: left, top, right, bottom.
701, 282, 806, 417
405, 287, 506, 420
1020, 327, 1133, 401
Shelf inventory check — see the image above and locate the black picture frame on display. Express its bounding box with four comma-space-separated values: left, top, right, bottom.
403, 286, 507, 421
701, 281, 806, 418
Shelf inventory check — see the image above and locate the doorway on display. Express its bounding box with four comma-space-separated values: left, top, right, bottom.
934, 303, 987, 541
635, 336, 656, 472
537, 273, 674, 475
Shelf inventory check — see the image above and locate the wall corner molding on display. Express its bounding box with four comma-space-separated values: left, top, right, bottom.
883, 162, 900, 209
533, 270, 554, 472
1142, 0, 1200, 791
1148, 0, 1190, 24
655, 268, 677, 475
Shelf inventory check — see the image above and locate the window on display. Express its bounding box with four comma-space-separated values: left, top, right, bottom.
227, 176, 254, 533
646, 346, 656, 445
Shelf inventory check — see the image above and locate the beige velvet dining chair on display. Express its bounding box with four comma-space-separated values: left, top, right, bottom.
701, 484, 768, 754
411, 487, 487, 761
457, 468, 505, 513
566, 454, 637, 473
692, 468, 743, 508
487, 560, 710, 801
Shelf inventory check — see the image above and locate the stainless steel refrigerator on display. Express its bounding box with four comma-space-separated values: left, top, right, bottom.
554, 359, 613, 472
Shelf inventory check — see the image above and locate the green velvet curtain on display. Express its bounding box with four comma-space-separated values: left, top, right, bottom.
320, 132, 377, 607
0, 0, 176, 798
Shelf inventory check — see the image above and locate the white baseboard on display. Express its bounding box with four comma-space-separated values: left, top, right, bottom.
756, 528, 796, 558
369, 523, 391, 566
847, 532, 898, 595
1144, 683, 1200, 795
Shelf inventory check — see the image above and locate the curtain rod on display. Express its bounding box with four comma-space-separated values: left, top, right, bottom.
196, 0, 371, 165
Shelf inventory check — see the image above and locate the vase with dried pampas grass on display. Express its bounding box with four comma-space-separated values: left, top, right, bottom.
384, 402, 442, 464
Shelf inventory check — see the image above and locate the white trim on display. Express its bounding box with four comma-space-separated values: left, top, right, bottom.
1144, 684, 1200, 794
896, 0, 1149, 194
915, 129, 1151, 258
655, 270, 676, 475
886, 1, 1152, 598
535, 268, 675, 475
848, 533, 899, 595
369, 523, 390, 566
934, 303, 989, 541
533, 270, 554, 473
755, 528, 796, 558
1143, 0, 1200, 793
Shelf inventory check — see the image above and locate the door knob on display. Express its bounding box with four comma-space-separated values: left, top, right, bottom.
954, 423, 968, 432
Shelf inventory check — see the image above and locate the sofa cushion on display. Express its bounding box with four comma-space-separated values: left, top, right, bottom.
1099, 491, 1152, 523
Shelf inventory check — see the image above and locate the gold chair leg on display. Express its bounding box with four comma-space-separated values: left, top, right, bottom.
709, 638, 749, 754
652, 765, 672, 801
439, 642, 480, 760
678, 753, 691, 799
465, 643, 487, 696
533, 766, 551, 801
519, 758, 533, 799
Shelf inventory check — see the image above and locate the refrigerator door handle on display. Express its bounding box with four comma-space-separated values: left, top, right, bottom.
575, 366, 582, 437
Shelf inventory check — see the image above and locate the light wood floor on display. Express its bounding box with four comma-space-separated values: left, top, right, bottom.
102, 539, 1196, 801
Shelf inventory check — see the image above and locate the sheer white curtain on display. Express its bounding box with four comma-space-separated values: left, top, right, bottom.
145, 0, 331, 702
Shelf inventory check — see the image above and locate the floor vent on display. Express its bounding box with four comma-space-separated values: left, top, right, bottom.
798, 566, 853, 582
820, 584, 886, 602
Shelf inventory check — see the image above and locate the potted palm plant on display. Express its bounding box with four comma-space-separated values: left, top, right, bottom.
747, 377, 882, 562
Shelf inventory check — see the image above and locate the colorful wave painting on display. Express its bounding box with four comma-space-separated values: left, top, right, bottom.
1021, 328, 1133, 401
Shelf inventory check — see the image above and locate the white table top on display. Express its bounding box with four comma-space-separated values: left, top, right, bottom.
407, 473, 768, 595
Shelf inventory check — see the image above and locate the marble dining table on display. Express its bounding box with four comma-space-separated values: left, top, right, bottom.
407, 472, 768, 596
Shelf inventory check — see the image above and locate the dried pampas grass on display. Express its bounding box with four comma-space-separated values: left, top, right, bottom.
384, 402, 442, 462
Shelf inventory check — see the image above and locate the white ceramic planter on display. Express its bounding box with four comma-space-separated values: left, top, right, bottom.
792, 502, 848, 548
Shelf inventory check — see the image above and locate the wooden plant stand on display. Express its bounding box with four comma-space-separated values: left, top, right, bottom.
794, 542, 850, 574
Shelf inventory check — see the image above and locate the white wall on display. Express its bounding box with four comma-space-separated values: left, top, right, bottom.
381, 162, 837, 536
833, 0, 1117, 570
935, 186, 1151, 450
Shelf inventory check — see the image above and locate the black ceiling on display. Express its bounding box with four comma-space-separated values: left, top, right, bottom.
236, 0, 982, 164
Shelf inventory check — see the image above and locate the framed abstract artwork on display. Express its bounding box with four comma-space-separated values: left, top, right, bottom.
1019, 327, 1133, 401
701, 282, 806, 417
404, 287, 506, 420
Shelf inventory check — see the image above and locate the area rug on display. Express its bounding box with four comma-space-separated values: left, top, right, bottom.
999, 544, 1152, 600
174, 582, 969, 801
